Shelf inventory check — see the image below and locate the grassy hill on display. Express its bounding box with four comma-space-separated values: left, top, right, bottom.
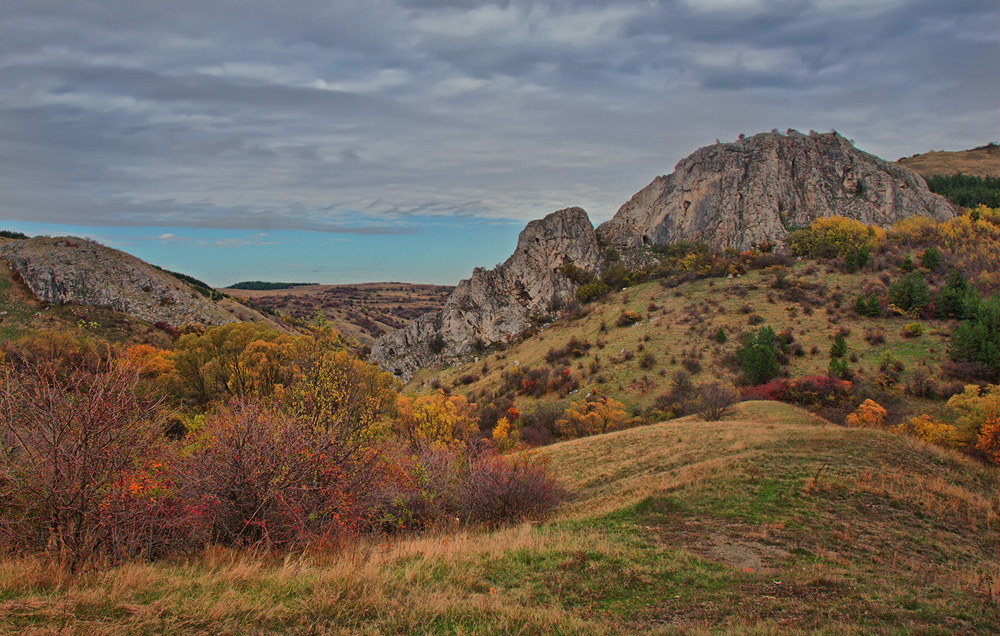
405, 260, 953, 428
1, 401, 996, 634
897, 144, 1000, 179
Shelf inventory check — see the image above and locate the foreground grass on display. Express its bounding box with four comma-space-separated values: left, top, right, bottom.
2, 402, 998, 635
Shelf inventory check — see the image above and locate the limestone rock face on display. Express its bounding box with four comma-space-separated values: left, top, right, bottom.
370, 207, 601, 378
1, 236, 240, 327
597, 131, 955, 251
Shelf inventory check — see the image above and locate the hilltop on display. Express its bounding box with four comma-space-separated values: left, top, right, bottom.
0, 235, 282, 342
897, 143, 1000, 179
2, 401, 995, 634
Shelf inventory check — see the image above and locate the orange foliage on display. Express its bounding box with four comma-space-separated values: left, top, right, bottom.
123, 344, 175, 379
846, 399, 887, 428
976, 411, 1000, 464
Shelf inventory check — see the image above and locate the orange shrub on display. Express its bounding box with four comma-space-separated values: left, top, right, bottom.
846, 399, 887, 428
976, 411, 1000, 464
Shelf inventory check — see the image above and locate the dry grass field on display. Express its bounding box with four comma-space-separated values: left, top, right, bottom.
897, 145, 1000, 179
2, 401, 996, 635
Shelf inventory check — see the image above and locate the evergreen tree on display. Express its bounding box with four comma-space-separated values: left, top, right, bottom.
737, 326, 781, 385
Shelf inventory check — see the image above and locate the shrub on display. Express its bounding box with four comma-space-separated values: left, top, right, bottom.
699, 382, 740, 421
976, 412, 1000, 464
0, 358, 167, 566
714, 327, 728, 344
845, 399, 888, 428
576, 280, 610, 303
896, 415, 959, 448
900, 322, 923, 338
615, 310, 643, 327
638, 351, 657, 369
736, 326, 781, 385
789, 215, 885, 260
555, 397, 628, 439
181, 399, 377, 547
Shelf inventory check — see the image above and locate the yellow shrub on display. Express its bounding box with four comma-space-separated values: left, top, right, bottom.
555, 397, 628, 439
846, 399, 887, 428
895, 415, 959, 447
791, 215, 885, 258
491, 417, 519, 452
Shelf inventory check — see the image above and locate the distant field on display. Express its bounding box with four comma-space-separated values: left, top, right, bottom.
2, 401, 996, 635
223, 281, 453, 346
897, 144, 1000, 178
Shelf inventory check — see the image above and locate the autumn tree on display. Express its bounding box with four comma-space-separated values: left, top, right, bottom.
290, 349, 399, 446
173, 323, 311, 403
395, 390, 476, 449
555, 396, 627, 439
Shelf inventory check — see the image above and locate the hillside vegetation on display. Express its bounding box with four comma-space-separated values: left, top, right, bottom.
1, 401, 996, 635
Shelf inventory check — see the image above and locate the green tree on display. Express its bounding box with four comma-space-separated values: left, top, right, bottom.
737, 326, 781, 385
949, 295, 1000, 379
888, 272, 930, 313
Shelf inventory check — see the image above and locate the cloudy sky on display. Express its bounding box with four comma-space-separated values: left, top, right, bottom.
0, 0, 996, 284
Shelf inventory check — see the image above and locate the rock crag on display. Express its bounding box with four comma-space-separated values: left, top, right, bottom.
370, 207, 601, 378
598, 130, 955, 251
2, 236, 243, 327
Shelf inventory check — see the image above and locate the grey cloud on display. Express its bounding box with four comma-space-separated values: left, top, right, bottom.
0, 0, 995, 231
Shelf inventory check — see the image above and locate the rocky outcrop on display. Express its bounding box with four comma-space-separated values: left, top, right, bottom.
370, 207, 602, 378
598, 130, 955, 251
1, 236, 240, 327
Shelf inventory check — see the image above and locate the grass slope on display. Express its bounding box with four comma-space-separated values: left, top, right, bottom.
2, 402, 997, 635
407, 262, 950, 422
897, 145, 1000, 179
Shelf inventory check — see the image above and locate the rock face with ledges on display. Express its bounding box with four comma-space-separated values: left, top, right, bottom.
1, 236, 239, 327
370, 207, 602, 378
597, 130, 955, 251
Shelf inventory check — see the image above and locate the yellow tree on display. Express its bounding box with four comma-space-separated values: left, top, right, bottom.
291, 349, 400, 443
555, 397, 627, 439
395, 390, 476, 449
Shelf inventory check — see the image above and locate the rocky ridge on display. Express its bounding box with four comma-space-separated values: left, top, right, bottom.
369, 207, 601, 378
597, 130, 955, 251
1, 236, 248, 327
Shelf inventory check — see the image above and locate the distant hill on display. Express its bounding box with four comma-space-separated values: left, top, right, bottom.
225, 281, 315, 291
222, 281, 453, 347
897, 143, 1000, 178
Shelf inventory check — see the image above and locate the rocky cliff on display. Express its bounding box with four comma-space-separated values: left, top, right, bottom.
598, 130, 955, 251
370, 207, 602, 378
1, 236, 248, 327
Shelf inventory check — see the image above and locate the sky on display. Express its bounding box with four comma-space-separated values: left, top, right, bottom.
0, 0, 996, 286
